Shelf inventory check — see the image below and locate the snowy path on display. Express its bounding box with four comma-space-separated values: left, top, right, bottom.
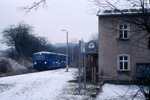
0, 68, 76, 100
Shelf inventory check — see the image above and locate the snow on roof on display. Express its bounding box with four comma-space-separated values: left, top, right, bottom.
33, 51, 56, 55
97, 8, 150, 16
33, 51, 67, 56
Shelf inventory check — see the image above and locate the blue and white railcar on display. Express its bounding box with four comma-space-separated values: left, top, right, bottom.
33, 51, 67, 70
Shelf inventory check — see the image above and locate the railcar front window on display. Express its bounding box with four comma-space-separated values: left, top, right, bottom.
35, 55, 46, 60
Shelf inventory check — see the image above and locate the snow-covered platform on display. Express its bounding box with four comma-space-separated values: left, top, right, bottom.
0, 68, 79, 100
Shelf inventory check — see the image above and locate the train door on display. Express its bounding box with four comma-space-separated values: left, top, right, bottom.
49, 54, 54, 68
54, 55, 59, 67
59, 56, 63, 67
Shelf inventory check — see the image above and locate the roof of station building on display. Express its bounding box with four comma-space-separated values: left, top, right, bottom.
97, 8, 150, 17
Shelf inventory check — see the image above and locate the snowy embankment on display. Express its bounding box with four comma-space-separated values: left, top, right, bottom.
0, 57, 27, 72
0, 68, 78, 100
96, 84, 145, 100
7, 58, 27, 71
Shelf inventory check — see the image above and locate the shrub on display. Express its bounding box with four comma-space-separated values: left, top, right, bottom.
0, 59, 9, 73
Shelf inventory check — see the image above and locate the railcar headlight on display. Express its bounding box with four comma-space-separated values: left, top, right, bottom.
34, 62, 37, 65
44, 62, 47, 64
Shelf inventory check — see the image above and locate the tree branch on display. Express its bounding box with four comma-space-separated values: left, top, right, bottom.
21, 0, 46, 12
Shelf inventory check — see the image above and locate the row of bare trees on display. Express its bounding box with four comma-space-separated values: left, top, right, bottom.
1, 23, 54, 58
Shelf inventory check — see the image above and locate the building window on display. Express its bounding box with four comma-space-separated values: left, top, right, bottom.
118, 54, 130, 71
118, 24, 129, 40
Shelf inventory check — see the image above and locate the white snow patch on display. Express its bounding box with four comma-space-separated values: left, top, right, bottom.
96, 84, 145, 100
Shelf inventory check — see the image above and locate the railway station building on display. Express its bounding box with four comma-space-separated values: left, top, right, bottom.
97, 9, 150, 80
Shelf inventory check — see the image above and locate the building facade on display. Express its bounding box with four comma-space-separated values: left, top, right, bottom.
98, 10, 150, 80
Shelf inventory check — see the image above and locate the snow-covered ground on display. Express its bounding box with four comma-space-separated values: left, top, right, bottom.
0, 67, 145, 100
0, 68, 86, 100
96, 84, 145, 100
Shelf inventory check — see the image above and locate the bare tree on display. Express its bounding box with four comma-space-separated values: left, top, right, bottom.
69, 39, 78, 63
1, 22, 54, 58
2, 23, 33, 57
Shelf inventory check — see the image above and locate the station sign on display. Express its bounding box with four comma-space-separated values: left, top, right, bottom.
88, 41, 95, 49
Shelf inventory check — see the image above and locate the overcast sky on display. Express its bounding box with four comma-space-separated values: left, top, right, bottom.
0, 0, 98, 50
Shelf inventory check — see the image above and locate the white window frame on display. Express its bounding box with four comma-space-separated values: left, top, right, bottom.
118, 24, 130, 40
117, 54, 130, 71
